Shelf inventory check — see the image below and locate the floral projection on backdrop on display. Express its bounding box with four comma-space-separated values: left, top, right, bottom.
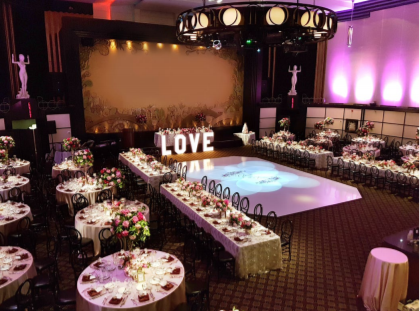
80, 39, 244, 133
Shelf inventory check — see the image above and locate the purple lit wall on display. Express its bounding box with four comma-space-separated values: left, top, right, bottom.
325, 3, 419, 107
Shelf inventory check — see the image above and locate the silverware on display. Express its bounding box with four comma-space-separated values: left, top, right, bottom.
89, 291, 107, 300
131, 298, 138, 306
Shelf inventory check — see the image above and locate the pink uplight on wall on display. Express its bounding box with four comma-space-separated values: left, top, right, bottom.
383, 82, 403, 102
332, 76, 349, 99
355, 76, 374, 102
411, 77, 419, 103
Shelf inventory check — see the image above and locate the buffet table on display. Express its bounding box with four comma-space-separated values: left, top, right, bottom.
0, 202, 32, 237
56, 182, 114, 216
119, 153, 177, 190
76, 250, 186, 311
233, 133, 255, 146
161, 183, 282, 279
154, 131, 214, 148
0, 176, 30, 201
75, 201, 150, 256
0, 246, 37, 304
0, 160, 30, 176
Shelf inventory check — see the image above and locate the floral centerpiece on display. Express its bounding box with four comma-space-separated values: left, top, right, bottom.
402, 160, 416, 172
62, 137, 81, 151
0, 136, 14, 164
195, 113, 206, 123
111, 208, 150, 251
135, 114, 147, 124
201, 195, 212, 207
349, 153, 360, 161
365, 121, 374, 131
342, 151, 350, 159
241, 219, 257, 234
324, 117, 334, 125
362, 152, 375, 162
129, 148, 143, 156
150, 161, 163, 172
188, 181, 203, 197
314, 121, 324, 130
299, 140, 307, 147
357, 127, 369, 137
376, 160, 396, 169
145, 155, 155, 163
213, 198, 230, 217
74, 149, 93, 167
229, 212, 243, 227
177, 177, 185, 185
278, 118, 290, 129
99, 167, 125, 189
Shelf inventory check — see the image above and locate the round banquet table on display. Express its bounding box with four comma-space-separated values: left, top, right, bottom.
0, 202, 33, 237
352, 137, 386, 147
0, 161, 30, 176
52, 161, 92, 179
0, 246, 37, 304
0, 176, 30, 201
359, 247, 409, 311
75, 201, 150, 256
56, 184, 115, 216
76, 250, 186, 311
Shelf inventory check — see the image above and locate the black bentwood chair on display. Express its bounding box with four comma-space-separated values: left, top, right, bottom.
208, 180, 215, 195
231, 192, 240, 210
239, 197, 249, 214
265, 211, 278, 232
201, 176, 208, 191
280, 219, 294, 261
252, 204, 263, 223
214, 183, 222, 198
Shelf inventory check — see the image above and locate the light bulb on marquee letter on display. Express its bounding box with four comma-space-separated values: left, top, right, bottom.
203, 132, 214, 152
174, 135, 187, 154
189, 133, 200, 153
161, 135, 172, 156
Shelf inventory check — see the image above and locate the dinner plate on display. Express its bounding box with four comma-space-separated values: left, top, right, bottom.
150, 261, 161, 268
155, 268, 165, 275
149, 277, 161, 285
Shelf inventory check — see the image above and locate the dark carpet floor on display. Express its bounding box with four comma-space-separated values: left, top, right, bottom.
35, 146, 418, 311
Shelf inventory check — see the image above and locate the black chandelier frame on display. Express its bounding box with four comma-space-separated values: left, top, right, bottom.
176, 1, 338, 51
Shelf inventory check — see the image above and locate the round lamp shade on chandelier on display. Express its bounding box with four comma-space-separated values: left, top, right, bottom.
176, 1, 338, 52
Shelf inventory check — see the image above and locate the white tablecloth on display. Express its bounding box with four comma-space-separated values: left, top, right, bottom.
154, 132, 214, 147
359, 248, 408, 311
343, 145, 381, 158
52, 161, 92, 179
400, 145, 419, 156
0, 177, 30, 201
0, 161, 30, 176
75, 201, 150, 256
119, 153, 177, 190
233, 133, 255, 146
0, 203, 33, 237
352, 137, 386, 147
161, 183, 282, 279
76, 250, 186, 311
56, 184, 115, 216
0, 246, 37, 303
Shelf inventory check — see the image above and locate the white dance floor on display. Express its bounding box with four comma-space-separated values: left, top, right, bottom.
185, 156, 362, 217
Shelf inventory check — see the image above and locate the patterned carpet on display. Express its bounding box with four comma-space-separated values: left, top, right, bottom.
35, 146, 418, 311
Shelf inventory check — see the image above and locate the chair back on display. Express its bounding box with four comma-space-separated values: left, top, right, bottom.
61, 169, 71, 180
181, 165, 187, 180
349, 161, 357, 172
231, 192, 240, 209
371, 166, 379, 177
201, 176, 208, 190
215, 183, 222, 198
410, 176, 419, 187
359, 163, 369, 174
280, 219, 294, 243
240, 197, 249, 214
265, 211, 278, 232
162, 155, 167, 166
385, 169, 394, 181
15, 278, 34, 310
96, 189, 112, 203
9, 187, 22, 202
222, 187, 230, 200
327, 155, 333, 166
184, 238, 197, 266
396, 172, 407, 183
337, 157, 345, 168
161, 172, 173, 184
253, 204, 263, 223
71, 193, 84, 205
208, 180, 216, 195
70, 249, 89, 287
75, 171, 85, 178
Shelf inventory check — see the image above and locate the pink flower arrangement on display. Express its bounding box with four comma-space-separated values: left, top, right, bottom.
201, 195, 212, 207
278, 118, 290, 128
240, 220, 257, 230
74, 149, 93, 166
0, 136, 15, 150
111, 209, 150, 245
99, 167, 125, 189
229, 212, 243, 227
314, 121, 324, 130
135, 114, 147, 124
213, 198, 229, 213
62, 137, 80, 151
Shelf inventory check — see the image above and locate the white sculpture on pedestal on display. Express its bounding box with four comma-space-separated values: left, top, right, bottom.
288, 65, 301, 96
242, 123, 249, 134
11, 54, 30, 99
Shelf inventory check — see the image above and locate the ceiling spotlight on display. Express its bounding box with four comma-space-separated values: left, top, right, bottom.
213, 39, 222, 50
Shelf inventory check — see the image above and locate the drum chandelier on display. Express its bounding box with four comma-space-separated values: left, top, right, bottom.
176, 1, 338, 52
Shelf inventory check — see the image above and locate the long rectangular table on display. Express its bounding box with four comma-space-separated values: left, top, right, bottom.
118, 152, 177, 190
161, 183, 283, 279
260, 140, 334, 169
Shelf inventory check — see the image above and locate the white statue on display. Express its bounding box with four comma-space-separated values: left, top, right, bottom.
11, 54, 30, 99
288, 65, 301, 96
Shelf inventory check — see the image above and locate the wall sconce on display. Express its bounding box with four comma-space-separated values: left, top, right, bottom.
126, 40, 132, 49
172, 44, 178, 50
110, 39, 116, 49
157, 43, 163, 48
143, 42, 148, 50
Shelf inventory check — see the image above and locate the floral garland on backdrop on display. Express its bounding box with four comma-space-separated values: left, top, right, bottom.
63, 137, 81, 151
324, 117, 334, 125
74, 149, 94, 167
111, 209, 150, 249
99, 167, 125, 188
135, 114, 147, 124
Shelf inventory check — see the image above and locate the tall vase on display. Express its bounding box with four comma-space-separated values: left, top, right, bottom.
71, 150, 75, 165
120, 237, 133, 251
4, 149, 9, 165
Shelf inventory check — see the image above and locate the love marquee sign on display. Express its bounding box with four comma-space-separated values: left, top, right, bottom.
161, 132, 214, 156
